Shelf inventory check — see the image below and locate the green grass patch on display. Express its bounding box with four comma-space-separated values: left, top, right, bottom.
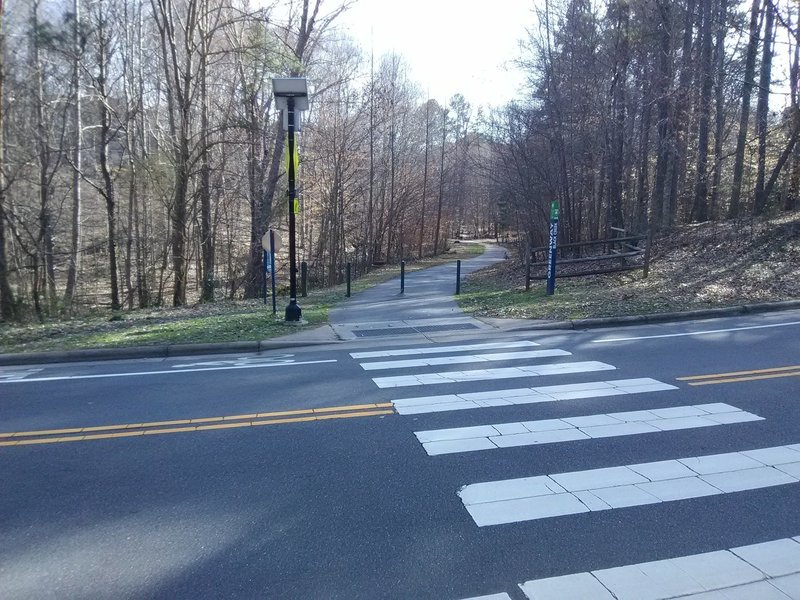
458, 273, 683, 321
0, 242, 484, 354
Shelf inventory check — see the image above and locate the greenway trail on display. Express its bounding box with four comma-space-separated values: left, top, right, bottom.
328, 242, 507, 341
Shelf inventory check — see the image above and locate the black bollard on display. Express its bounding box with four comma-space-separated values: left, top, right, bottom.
346, 262, 351, 297
400, 261, 405, 294
456, 259, 461, 295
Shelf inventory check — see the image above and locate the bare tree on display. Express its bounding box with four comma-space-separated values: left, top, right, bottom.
709, 0, 728, 219
434, 108, 447, 254
753, 0, 775, 215
417, 98, 431, 259
691, 0, 714, 222
728, 0, 761, 218
0, 0, 15, 320
63, 0, 82, 311
88, 0, 121, 311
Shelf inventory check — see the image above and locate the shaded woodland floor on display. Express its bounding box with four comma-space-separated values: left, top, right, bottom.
458, 212, 800, 321
0, 243, 482, 353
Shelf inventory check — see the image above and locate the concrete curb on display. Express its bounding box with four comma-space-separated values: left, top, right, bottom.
0, 338, 340, 367
1, 300, 798, 367
496, 299, 800, 333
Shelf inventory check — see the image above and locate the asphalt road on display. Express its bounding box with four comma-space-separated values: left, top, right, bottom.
1, 310, 800, 599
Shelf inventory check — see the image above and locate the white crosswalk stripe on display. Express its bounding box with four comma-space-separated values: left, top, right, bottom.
393, 378, 676, 414
350, 340, 540, 359
517, 535, 800, 600
458, 443, 800, 527
359, 349, 570, 371
373, 360, 616, 388
414, 403, 763, 455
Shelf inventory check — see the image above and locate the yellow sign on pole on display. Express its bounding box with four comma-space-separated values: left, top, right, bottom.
293, 198, 300, 214
285, 136, 299, 173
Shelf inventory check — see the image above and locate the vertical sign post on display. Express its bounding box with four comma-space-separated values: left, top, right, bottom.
546, 201, 560, 296
262, 250, 271, 305
269, 230, 277, 315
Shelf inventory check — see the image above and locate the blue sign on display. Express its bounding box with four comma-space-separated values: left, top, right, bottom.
546, 201, 559, 296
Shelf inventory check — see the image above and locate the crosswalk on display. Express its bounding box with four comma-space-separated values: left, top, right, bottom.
350, 337, 800, 599
415, 402, 762, 456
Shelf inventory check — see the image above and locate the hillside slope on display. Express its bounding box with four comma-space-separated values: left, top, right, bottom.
458, 212, 800, 320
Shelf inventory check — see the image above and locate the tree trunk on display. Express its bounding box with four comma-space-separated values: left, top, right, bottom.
33, 0, 56, 314
64, 0, 82, 312
199, 9, 214, 302
608, 0, 630, 232
133, 3, 149, 308
709, 0, 728, 219
152, 0, 197, 306
97, 15, 121, 312
666, 0, 697, 228
788, 143, 800, 211
386, 98, 396, 262
691, 0, 714, 222
635, 69, 653, 232
0, 0, 16, 320
787, 33, 800, 211
367, 49, 375, 266
651, 0, 672, 231
763, 127, 799, 201
434, 110, 447, 254
753, 1, 775, 215
125, 161, 135, 310
171, 152, 189, 306
418, 100, 430, 259
728, 0, 761, 218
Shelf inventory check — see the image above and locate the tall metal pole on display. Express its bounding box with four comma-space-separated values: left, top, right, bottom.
285, 96, 301, 321
270, 230, 277, 315
546, 201, 560, 296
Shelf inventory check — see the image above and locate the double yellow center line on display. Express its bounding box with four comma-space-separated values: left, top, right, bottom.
0, 402, 395, 447
678, 365, 800, 386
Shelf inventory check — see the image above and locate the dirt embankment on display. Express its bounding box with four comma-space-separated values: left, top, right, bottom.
461, 212, 800, 320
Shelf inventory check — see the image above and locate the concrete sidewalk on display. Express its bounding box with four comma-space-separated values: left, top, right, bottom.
327, 242, 507, 341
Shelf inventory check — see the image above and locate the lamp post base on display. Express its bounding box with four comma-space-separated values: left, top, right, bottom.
285, 300, 302, 322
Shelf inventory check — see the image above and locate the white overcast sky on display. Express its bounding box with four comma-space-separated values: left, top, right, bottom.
335, 0, 536, 109
334, 0, 795, 112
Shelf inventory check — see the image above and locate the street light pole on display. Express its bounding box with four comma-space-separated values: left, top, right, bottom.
272, 77, 307, 322
285, 95, 301, 321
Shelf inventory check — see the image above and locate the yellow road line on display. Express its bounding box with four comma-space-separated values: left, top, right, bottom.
0, 409, 395, 447
677, 365, 800, 381
81, 424, 136, 433
312, 404, 380, 413
0, 402, 395, 439
685, 371, 800, 386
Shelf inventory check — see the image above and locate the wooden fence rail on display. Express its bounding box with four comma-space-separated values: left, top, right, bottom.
525, 231, 651, 288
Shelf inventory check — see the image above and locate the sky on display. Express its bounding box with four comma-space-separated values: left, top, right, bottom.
335, 0, 536, 109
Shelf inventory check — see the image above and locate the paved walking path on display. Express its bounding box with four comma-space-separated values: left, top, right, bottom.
328, 242, 507, 341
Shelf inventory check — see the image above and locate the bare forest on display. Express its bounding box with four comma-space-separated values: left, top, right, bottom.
0, 0, 798, 323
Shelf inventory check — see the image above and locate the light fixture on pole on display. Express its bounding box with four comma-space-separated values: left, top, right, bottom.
272, 77, 308, 322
